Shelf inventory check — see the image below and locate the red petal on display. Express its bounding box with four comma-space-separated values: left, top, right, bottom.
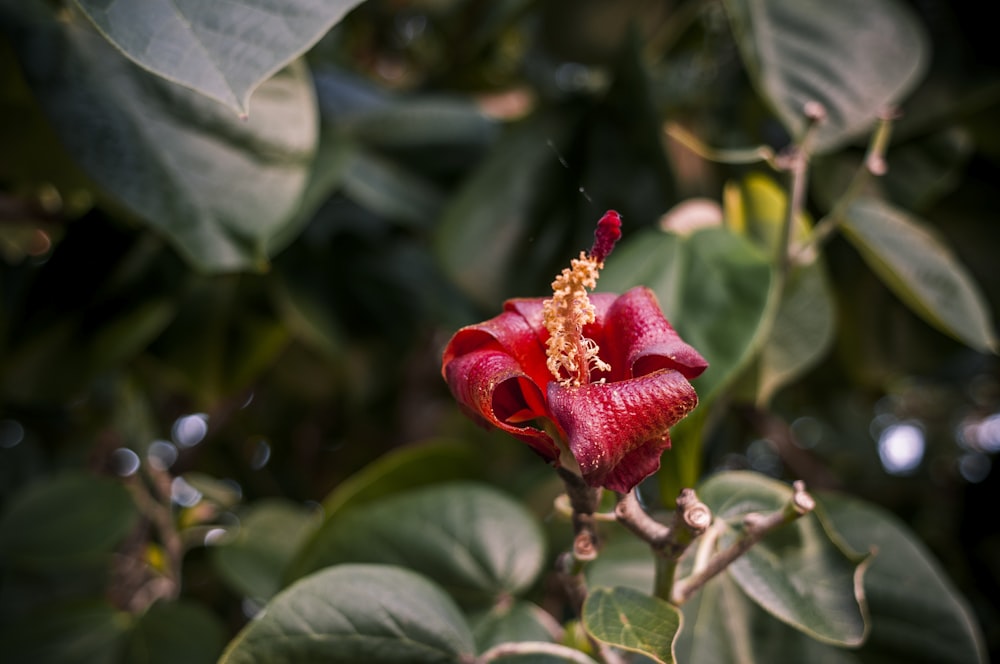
443, 307, 550, 391
443, 348, 560, 462
547, 369, 698, 492
605, 287, 708, 380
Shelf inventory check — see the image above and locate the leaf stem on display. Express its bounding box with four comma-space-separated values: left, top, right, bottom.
671, 481, 815, 604
665, 122, 778, 167
794, 108, 897, 260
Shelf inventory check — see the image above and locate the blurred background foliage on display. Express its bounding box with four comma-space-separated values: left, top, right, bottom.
1, 0, 999, 661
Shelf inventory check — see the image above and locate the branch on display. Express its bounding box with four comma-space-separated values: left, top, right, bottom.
671, 481, 815, 604
615, 488, 712, 600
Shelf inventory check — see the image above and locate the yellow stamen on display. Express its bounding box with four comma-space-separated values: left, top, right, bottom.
542, 252, 611, 386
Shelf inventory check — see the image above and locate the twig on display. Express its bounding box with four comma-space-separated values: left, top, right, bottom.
557, 467, 602, 561
671, 481, 815, 604
615, 488, 712, 600
665, 122, 778, 167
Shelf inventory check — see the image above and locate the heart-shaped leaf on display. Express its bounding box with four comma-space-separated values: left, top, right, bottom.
583, 586, 682, 664
74, 0, 365, 116
219, 564, 476, 664
13, 11, 317, 272
722, 0, 929, 152
817, 494, 988, 663
674, 486, 988, 663
696, 471, 869, 646
287, 482, 546, 607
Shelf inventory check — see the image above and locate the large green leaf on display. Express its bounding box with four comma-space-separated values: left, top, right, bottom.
600, 226, 773, 403
817, 494, 988, 663
0, 471, 138, 569
583, 586, 682, 664
287, 483, 546, 607
696, 471, 868, 646
674, 489, 988, 663
676, 571, 854, 664
210, 499, 321, 602
842, 197, 997, 353
12, 11, 317, 272
469, 600, 559, 651
722, 0, 929, 152
73, 0, 365, 116
0, 600, 131, 664
219, 564, 476, 664
121, 600, 226, 664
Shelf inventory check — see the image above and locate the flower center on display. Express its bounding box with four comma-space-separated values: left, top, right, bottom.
542, 210, 622, 386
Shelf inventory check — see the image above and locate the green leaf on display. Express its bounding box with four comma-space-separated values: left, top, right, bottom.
600, 226, 773, 403
73, 0, 365, 116
219, 564, 476, 664
470, 601, 559, 651
13, 12, 317, 272
722, 0, 929, 152
676, 571, 851, 664
210, 499, 321, 602
675, 491, 989, 663
818, 494, 988, 663
842, 197, 997, 353
583, 586, 682, 664
696, 471, 868, 646
122, 600, 226, 664
0, 600, 131, 664
0, 471, 138, 569
288, 482, 546, 607
723, 174, 836, 404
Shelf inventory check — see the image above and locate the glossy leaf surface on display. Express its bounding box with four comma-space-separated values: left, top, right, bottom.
722, 0, 928, 152
74, 0, 364, 115
288, 482, 546, 606
842, 197, 997, 353
220, 564, 476, 664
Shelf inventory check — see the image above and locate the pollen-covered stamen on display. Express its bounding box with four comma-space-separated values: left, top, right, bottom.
542, 210, 622, 387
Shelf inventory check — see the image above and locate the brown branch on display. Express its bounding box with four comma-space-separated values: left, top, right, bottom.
671, 481, 815, 604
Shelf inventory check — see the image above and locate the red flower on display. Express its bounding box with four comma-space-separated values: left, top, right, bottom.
441, 285, 707, 493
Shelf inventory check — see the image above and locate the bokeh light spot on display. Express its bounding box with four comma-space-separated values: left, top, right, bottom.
878, 422, 925, 475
